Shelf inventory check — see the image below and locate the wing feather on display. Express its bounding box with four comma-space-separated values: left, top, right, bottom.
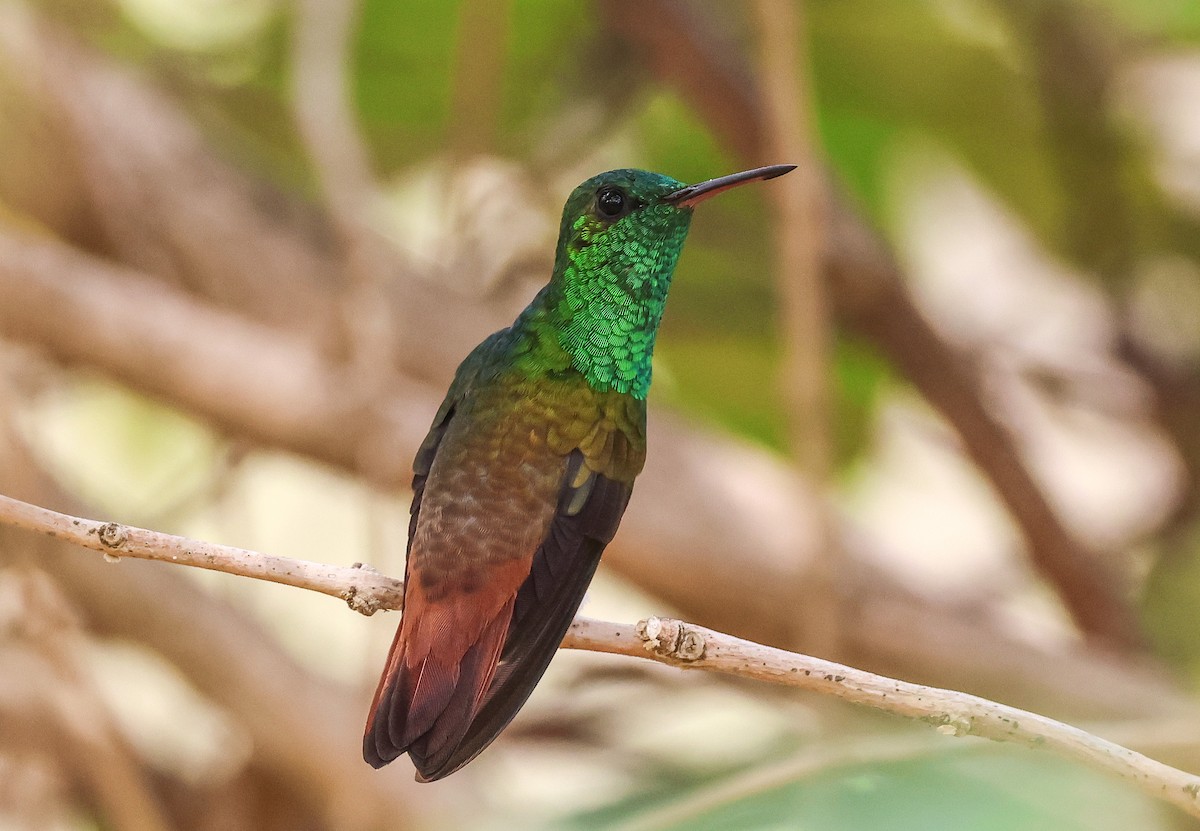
411, 451, 632, 780
363, 354, 640, 781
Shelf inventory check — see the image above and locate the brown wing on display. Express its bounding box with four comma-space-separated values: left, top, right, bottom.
363, 384, 635, 780
408, 451, 631, 780
363, 392, 557, 772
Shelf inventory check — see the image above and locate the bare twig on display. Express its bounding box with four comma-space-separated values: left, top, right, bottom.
0, 494, 404, 616
2, 493, 1198, 818
569, 616, 1200, 819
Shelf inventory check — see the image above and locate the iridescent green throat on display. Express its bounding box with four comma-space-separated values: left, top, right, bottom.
514, 202, 692, 399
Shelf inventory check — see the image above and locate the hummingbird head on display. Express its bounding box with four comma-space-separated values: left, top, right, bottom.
541, 165, 795, 397
553, 164, 796, 275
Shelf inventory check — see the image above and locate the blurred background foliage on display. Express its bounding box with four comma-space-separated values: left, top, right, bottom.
3, 0, 1200, 829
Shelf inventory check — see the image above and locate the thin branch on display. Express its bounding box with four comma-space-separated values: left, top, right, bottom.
753, 0, 841, 657
0, 494, 403, 615
754, 0, 831, 479
2, 493, 1199, 819
569, 616, 1200, 820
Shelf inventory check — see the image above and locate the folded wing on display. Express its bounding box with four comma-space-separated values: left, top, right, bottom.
364, 391, 633, 780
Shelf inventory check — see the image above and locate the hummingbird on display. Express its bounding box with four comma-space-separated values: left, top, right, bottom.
364, 164, 796, 781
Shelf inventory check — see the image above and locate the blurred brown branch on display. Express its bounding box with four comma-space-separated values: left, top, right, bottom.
996, 0, 1135, 281
992, 0, 1200, 549
0, 423, 424, 830
448, 0, 512, 157
0, 2, 1197, 825
753, 0, 841, 657
292, 0, 376, 226
292, 0, 402, 407
0, 572, 173, 831
597, 0, 1144, 651
0, 219, 1182, 729
4, 493, 1199, 819
0, 13, 1183, 725
0, 226, 434, 487
753, 0, 831, 478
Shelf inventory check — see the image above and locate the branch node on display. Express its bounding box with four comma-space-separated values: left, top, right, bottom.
636, 616, 706, 663
96, 522, 128, 555
341, 586, 381, 617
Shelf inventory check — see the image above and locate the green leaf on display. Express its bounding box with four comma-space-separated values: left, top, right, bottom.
573, 747, 1170, 831
809, 0, 1065, 246
353, 0, 460, 169
1142, 525, 1200, 680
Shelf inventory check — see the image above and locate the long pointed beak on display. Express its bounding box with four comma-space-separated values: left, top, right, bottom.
663, 164, 797, 208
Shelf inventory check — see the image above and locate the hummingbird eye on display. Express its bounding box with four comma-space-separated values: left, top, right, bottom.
596, 186, 628, 219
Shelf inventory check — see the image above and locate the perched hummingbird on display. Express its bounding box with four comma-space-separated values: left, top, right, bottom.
364, 164, 796, 781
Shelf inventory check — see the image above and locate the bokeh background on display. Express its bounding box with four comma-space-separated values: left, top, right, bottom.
2, 0, 1200, 828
